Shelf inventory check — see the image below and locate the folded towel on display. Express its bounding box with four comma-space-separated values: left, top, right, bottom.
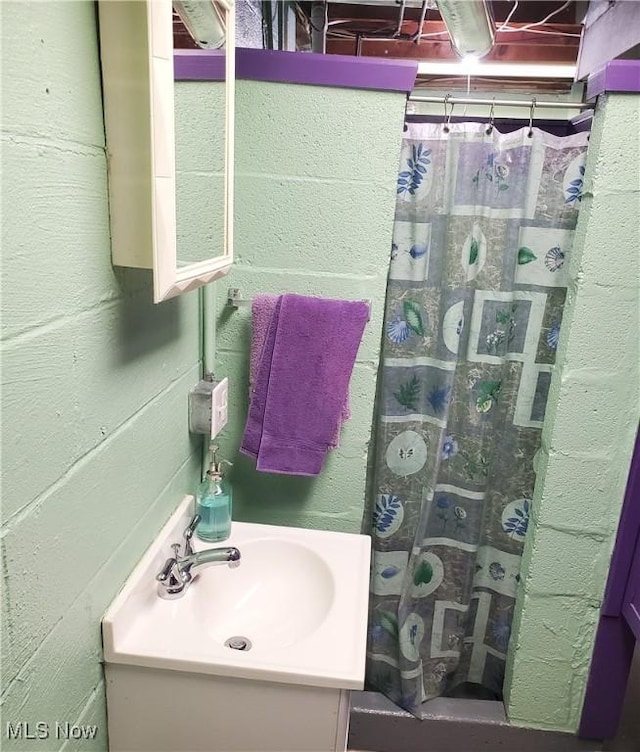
241, 295, 283, 463
249, 294, 279, 392
249, 294, 351, 448
241, 294, 369, 476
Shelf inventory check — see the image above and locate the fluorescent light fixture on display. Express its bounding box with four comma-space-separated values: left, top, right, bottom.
173, 0, 226, 49
436, 0, 495, 58
416, 61, 577, 79
460, 54, 480, 73
339, 0, 433, 5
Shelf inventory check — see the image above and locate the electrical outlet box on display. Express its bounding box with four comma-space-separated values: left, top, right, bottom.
188, 375, 229, 436
211, 377, 228, 439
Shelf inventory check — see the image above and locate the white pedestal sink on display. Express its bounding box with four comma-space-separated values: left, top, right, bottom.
102, 495, 371, 751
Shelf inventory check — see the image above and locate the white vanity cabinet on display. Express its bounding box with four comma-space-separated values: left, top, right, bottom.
105, 665, 352, 752
102, 496, 370, 751
98, 0, 235, 302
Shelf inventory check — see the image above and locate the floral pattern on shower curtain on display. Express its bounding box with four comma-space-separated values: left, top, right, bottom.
366, 122, 588, 714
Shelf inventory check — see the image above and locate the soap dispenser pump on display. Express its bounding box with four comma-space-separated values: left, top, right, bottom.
195, 443, 233, 542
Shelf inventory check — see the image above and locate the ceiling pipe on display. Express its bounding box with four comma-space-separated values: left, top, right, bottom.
393, 0, 407, 38
435, 0, 495, 59
411, 0, 431, 43
311, 1, 328, 53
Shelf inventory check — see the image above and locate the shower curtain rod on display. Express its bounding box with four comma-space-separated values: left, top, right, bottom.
408, 94, 590, 111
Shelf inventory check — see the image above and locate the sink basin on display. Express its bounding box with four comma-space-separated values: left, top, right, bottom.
103, 495, 371, 690
195, 538, 335, 651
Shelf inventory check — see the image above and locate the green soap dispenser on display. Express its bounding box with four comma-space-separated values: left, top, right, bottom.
195, 443, 233, 542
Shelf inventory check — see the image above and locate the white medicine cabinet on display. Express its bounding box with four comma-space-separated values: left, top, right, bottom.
98, 0, 235, 303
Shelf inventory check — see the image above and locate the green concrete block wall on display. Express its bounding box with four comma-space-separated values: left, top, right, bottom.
211, 79, 406, 533
0, 3, 201, 749
505, 93, 640, 732
175, 81, 226, 266
3, 2, 637, 740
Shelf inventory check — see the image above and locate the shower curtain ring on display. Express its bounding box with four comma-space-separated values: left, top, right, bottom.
443, 94, 454, 133
528, 97, 537, 138
486, 98, 495, 135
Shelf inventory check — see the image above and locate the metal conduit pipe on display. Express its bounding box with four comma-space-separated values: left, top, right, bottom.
311, 1, 328, 53
411, 0, 431, 43
436, 0, 495, 58
393, 0, 407, 37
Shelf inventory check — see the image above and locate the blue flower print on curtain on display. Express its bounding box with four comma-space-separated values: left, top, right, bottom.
440, 435, 459, 461
471, 152, 510, 193
374, 494, 404, 537
397, 143, 431, 196
565, 164, 585, 204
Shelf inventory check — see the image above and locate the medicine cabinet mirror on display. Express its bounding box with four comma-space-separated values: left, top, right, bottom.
98, 0, 235, 303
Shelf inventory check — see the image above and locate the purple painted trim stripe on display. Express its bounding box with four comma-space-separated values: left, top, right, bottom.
587, 60, 640, 101
237, 48, 417, 92
174, 49, 225, 80
175, 47, 418, 93
602, 429, 640, 616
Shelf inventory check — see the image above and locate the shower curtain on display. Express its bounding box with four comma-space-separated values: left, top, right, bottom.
366, 121, 588, 714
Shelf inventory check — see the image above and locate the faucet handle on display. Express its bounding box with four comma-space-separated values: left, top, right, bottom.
156, 556, 178, 583
182, 515, 200, 558
184, 514, 201, 540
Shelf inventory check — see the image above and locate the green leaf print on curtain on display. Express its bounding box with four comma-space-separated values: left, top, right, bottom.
366, 122, 588, 717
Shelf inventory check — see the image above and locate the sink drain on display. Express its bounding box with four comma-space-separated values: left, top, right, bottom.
224, 636, 252, 651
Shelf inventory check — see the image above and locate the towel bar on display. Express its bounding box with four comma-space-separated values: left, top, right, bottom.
226, 288, 372, 320
226, 288, 251, 307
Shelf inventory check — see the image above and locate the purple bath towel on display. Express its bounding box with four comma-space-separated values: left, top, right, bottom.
241, 294, 369, 476
249, 294, 279, 392
249, 294, 351, 447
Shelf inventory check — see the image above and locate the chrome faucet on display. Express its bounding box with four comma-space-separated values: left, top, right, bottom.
155, 514, 241, 599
